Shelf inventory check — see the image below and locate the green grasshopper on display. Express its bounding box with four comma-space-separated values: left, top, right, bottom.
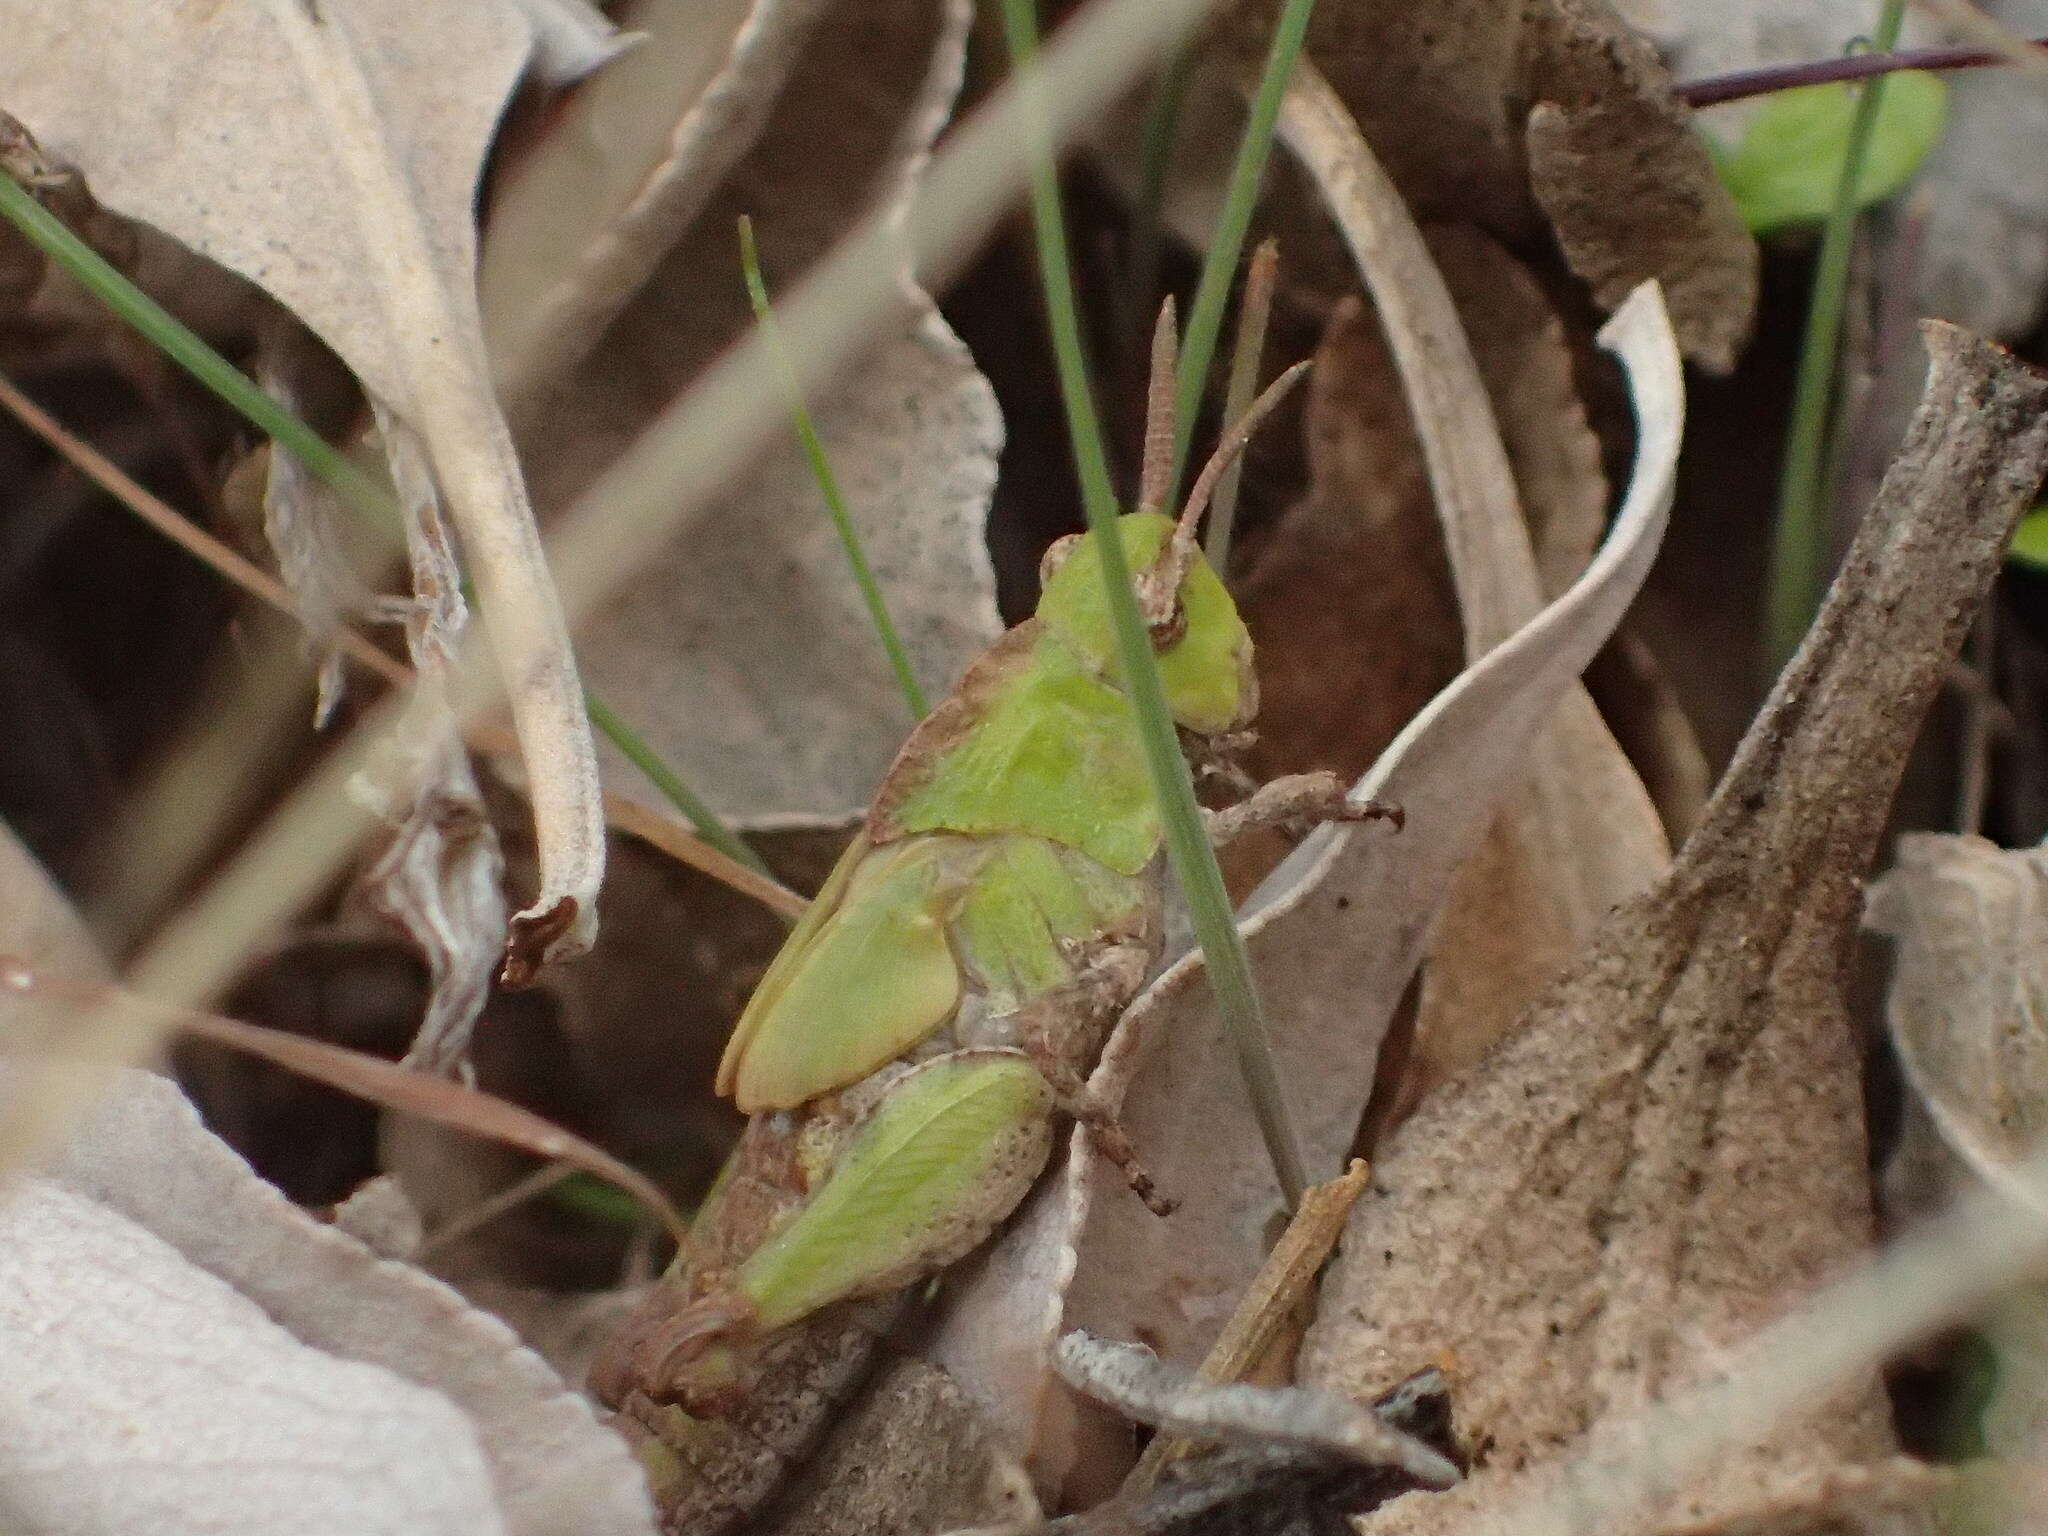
589, 318, 1394, 1533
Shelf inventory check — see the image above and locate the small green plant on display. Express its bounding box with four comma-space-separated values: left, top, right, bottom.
1708, 72, 1947, 234
2007, 506, 2048, 572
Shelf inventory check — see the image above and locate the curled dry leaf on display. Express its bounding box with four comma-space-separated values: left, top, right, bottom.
513, 0, 1002, 825
1866, 831, 2048, 1532
1302, 323, 2048, 1534
1264, 67, 1670, 1131
1172, 0, 1755, 370
349, 409, 507, 1072
0, 0, 606, 968
927, 286, 1683, 1484
34, 1066, 660, 1536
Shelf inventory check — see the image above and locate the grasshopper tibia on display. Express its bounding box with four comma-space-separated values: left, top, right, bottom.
1203, 771, 1403, 849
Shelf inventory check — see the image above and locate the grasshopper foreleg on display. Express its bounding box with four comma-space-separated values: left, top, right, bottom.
1204, 770, 1402, 849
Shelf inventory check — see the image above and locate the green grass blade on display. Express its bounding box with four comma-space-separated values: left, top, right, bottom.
1167, 0, 1316, 508
738, 216, 928, 722
0, 167, 766, 876
1121, 37, 1198, 344
1001, 0, 1309, 1209
1764, 0, 1910, 670
0, 172, 390, 515
582, 694, 769, 874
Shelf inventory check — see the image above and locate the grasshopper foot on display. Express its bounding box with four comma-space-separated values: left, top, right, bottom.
1023, 1040, 1177, 1217
639, 1291, 761, 1396
1204, 771, 1402, 848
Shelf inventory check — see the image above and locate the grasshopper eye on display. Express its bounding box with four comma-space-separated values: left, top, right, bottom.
1145, 598, 1187, 650
1038, 532, 1083, 590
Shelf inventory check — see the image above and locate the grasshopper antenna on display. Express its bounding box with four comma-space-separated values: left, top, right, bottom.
1136, 298, 1178, 517
1140, 358, 1312, 637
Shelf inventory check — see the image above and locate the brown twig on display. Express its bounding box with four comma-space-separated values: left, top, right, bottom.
1677, 37, 2047, 108
0, 956, 687, 1244
1124, 1160, 1372, 1494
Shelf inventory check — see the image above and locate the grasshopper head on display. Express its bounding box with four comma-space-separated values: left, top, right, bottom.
1035, 511, 1256, 736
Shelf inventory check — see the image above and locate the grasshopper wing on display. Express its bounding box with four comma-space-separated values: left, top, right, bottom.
735, 1049, 1054, 1329
718, 835, 986, 1113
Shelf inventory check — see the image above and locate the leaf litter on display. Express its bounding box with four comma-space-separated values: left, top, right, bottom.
1, 4, 2044, 1535
1304, 323, 2048, 1535
0, 0, 607, 971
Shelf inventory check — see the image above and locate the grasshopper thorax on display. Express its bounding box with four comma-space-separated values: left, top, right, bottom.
1035, 510, 1255, 737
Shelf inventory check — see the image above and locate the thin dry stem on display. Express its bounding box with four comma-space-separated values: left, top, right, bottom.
1204, 237, 1279, 573
0, 957, 686, 1244
277, 1, 604, 972
1127, 1159, 1371, 1493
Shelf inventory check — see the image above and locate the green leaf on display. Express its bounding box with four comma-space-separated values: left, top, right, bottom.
1710, 72, 1947, 235
2008, 506, 2048, 572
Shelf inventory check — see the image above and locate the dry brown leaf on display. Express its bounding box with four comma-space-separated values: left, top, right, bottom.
1236, 215, 1610, 851
0, 0, 607, 968
1272, 66, 1670, 1136
1354, 1455, 1944, 1536
1156, 3, 1756, 371
928, 288, 1683, 1489
1520, 0, 1760, 373
1302, 322, 2048, 1533
483, 0, 833, 408
519, 0, 1003, 825
1296, 0, 1530, 234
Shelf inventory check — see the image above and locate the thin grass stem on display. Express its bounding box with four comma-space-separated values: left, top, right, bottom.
738, 216, 928, 721
1764, 0, 1909, 670
1001, 0, 1308, 1209
1122, 39, 1198, 348
1167, 0, 1315, 509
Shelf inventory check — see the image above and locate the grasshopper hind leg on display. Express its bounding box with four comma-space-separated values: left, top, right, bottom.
1015, 935, 1178, 1218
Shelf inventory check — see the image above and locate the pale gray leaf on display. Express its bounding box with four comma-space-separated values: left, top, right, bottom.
0, 1178, 501, 1536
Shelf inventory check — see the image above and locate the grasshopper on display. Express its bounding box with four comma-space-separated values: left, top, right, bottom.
589, 317, 1395, 1533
